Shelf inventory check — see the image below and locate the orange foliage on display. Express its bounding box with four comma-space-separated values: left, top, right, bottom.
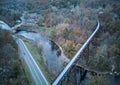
60, 39, 81, 58
70, 23, 82, 36
73, 28, 82, 36
82, 32, 87, 40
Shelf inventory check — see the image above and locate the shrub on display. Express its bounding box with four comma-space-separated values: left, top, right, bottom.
45, 27, 57, 39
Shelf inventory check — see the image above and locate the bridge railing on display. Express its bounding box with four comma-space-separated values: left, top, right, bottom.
52, 20, 100, 85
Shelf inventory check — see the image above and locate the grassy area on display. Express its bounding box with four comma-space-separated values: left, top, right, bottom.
20, 37, 55, 84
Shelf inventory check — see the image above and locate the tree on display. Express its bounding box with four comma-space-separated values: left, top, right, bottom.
0, 28, 29, 85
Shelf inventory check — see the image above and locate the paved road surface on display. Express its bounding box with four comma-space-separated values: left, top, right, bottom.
16, 38, 49, 85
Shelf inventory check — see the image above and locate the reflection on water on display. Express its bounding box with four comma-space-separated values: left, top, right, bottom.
17, 31, 120, 85
17, 31, 69, 75
1, 20, 119, 85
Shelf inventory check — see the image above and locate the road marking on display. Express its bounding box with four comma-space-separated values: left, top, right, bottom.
18, 39, 49, 85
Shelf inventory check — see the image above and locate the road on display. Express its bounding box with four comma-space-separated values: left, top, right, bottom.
16, 38, 49, 85
11, 12, 25, 30
52, 20, 100, 85
0, 20, 11, 30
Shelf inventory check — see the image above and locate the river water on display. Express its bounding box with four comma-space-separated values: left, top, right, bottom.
13, 29, 120, 85
1, 20, 119, 85
17, 31, 69, 75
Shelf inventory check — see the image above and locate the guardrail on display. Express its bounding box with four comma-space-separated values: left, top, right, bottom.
16, 38, 49, 85
52, 20, 100, 85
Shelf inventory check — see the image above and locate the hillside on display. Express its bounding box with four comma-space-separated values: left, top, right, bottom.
0, 0, 120, 85
0, 29, 29, 85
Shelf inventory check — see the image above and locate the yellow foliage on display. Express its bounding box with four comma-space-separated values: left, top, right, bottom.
63, 17, 70, 23
61, 39, 81, 58
56, 23, 69, 35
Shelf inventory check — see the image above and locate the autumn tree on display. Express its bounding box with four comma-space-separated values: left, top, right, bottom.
0, 28, 29, 85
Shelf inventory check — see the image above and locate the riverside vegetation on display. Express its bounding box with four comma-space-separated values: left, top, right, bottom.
0, 0, 120, 85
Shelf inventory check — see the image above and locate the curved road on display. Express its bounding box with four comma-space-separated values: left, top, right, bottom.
16, 38, 49, 85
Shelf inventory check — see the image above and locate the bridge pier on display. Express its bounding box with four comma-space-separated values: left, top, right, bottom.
59, 44, 90, 85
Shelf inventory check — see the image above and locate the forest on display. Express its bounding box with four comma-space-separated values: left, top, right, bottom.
0, 0, 120, 85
